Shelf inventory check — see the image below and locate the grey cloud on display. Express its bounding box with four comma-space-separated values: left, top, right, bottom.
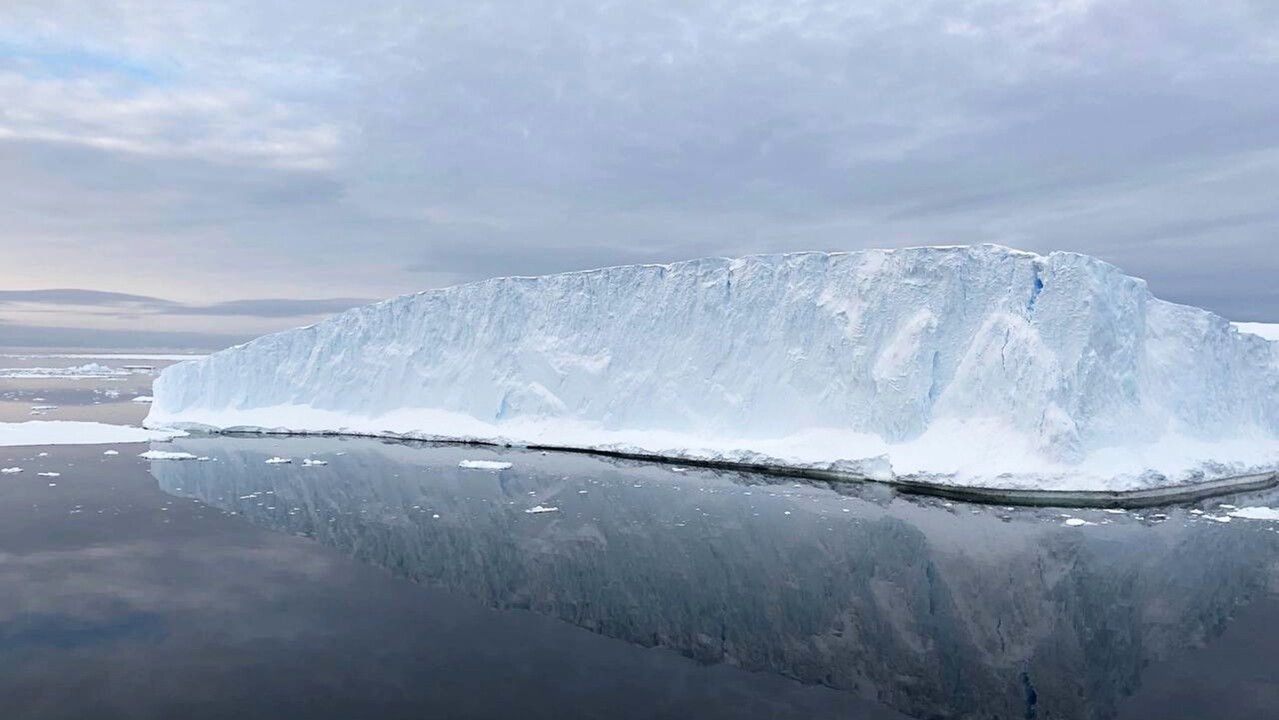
2, 0, 1279, 341
166, 298, 374, 317
0, 322, 249, 351
0, 288, 370, 318
0, 289, 173, 307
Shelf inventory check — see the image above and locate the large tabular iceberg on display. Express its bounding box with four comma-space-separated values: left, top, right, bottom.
146, 245, 1279, 490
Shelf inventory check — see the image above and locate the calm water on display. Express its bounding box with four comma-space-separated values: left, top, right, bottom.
3, 356, 1279, 719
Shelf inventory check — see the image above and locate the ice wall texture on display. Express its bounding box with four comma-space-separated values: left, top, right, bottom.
148, 245, 1279, 478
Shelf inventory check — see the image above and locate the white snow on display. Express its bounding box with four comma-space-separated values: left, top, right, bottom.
1227, 506, 1279, 521
144, 246, 1279, 491
524, 505, 560, 514
140, 450, 199, 460
1, 467, 22, 474
264, 457, 292, 464
0, 421, 185, 448
458, 460, 513, 470
1234, 322, 1279, 342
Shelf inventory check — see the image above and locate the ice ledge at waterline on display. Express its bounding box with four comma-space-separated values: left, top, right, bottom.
145, 245, 1279, 491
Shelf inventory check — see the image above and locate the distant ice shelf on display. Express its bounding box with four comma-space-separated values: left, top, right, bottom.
145, 245, 1279, 492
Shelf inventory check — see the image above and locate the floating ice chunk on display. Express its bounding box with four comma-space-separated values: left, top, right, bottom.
131, 396, 154, 404
1063, 518, 1094, 527
103, 450, 119, 456
140, 451, 199, 460
264, 457, 292, 464
1, 422, 184, 447
1227, 506, 1279, 521
30, 405, 59, 411
302, 458, 328, 466
524, 505, 559, 514
459, 460, 512, 470
1, 467, 22, 474
37, 472, 60, 477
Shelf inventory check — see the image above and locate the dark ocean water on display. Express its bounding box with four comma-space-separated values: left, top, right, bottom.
2, 357, 1278, 719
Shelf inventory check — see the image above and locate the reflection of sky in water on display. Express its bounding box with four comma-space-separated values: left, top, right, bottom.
146, 436, 1279, 720
0, 444, 904, 719
2, 379, 1278, 719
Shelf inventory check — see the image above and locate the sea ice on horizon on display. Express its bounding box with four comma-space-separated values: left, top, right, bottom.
0, 363, 131, 380
0, 421, 185, 448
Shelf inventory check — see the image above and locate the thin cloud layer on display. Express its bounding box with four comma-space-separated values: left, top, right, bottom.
1, 0, 1277, 350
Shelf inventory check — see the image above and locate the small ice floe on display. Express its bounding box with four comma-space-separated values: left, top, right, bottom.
577, 490, 588, 494
1063, 518, 1094, 527
131, 396, 154, 404
432, 513, 441, 519
524, 505, 559, 514
103, 450, 119, 456
1227, 507, 1279, 521
1218, 504, 1238, 510
671, 467, 687, 473
1, 467, 22, 474
264, 457, 292, 465
139, 451, 199, 461
1103, 509, 1127, 514
37, 452, 48, 457
458, 460, 513, 470
302, 459, 328, 467
37, 472, 60, 478
30, 405, 59, 411
1189, 509, 1205, 515
1205, 515, 1232, 523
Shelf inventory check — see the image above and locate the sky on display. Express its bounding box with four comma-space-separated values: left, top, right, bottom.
1, 0, 1277, 349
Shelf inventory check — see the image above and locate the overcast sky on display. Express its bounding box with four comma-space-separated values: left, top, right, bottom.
2, 0, 1277, 349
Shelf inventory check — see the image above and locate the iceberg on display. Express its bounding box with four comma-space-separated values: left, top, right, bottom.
145, 245, 1279, 490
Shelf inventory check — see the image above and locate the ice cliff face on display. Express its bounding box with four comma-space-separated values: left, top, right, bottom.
147, 245, 1279, 487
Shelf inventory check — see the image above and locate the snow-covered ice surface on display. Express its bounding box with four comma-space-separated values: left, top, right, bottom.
139, 450, 199, 460
145, 245, 1279, 492
1228, 506, 1279, 521
0, 421, 185, 447
459, 460, 514, 470
1234, 322, 1279, 342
